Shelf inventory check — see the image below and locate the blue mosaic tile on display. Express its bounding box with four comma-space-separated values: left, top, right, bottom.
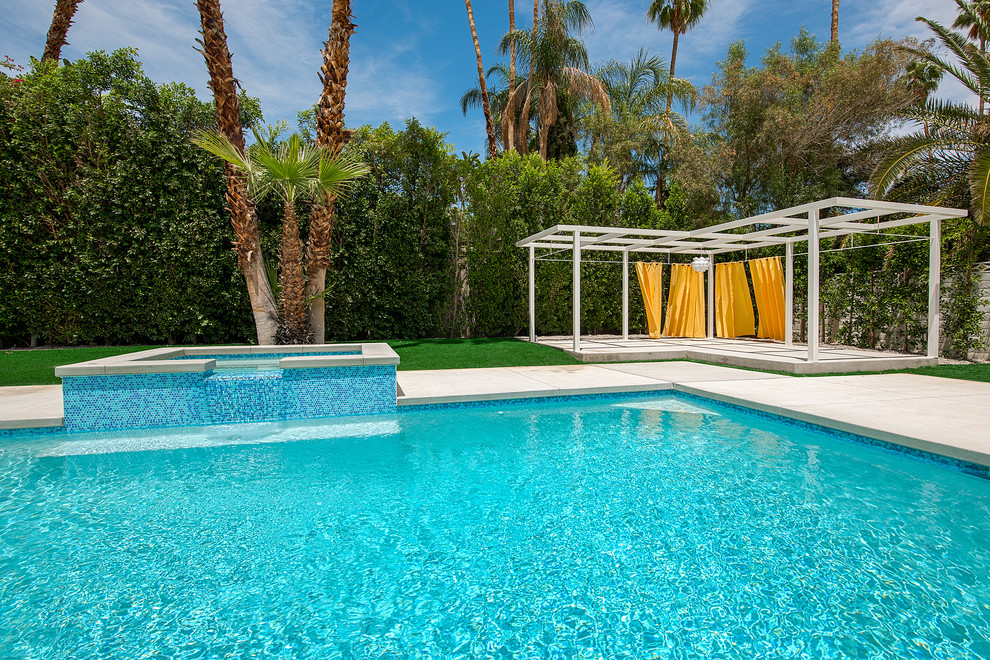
0, 425, 66, 441
60, 364, 397, 433
283, 365, 396, 419
62, 372, 207, 432
206, 371, 284, 424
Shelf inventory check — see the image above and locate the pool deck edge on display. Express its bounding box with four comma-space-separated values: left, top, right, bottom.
673, 382, 990, 468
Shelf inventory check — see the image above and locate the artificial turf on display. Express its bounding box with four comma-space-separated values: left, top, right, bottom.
0, 345, 164, 386
1, 339, 987, 387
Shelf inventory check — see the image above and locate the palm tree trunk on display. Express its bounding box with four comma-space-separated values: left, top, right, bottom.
666, 29, 680, 113
279, 201, 310, 344
42, 0, 83, 62
538, 81, 552, 160
518, 0, 539, 155
307, 0, 356, 343
830, 0, 839, 43
981, 37, 986, 116
507, 0, 517, 153
466, 0, 498, 159
196, 0, 278, 344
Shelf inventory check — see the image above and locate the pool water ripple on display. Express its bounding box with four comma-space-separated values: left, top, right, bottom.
0, 395, 989, 658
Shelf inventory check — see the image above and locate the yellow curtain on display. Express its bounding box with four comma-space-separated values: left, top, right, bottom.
714, 261, 755, 338
634, 262, 664, 338
663, 263, 706, 338
749, 256, 786, 340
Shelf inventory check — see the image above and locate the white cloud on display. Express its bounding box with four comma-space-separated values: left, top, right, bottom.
346, 40, 443, 124
847, 0, 958, 44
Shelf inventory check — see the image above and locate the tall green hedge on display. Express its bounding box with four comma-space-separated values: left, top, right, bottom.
0, 50, 255, 346
322, 121, 458, 340
1, 49, 982, 354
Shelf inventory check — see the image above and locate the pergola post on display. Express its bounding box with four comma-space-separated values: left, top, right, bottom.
808, 210, 820, 363
928, 218, 941, 359
528, 246, 536, 343
622, 249, 629, 340
785, 241, 794, 347
706, 252, 715, 339
572, 231, 581, 352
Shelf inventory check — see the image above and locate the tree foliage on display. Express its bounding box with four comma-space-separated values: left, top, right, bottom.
690, 30, 917, 219
0, 50, 262, 346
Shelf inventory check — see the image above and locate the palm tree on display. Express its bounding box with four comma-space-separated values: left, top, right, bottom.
905, 60, 944, 136
869, 11, 990, 224
517, 0, 539, 154
507, 0, 518, 153
195, 0, 279, 344
953, 0, 990, 113
307, 0, 356, 343
465, 0, 498, 158
42, 0, 83, 62
589, 49, 694, 193
461, 62, 517, 152
831, 0, 840, 43
646, 0, 708, 112
193, 129, 369, 343
500, 0, 610, 159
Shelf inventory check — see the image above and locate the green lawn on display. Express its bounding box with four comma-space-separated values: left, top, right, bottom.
1, 339, 987, 387
0, 339, 582, 387
386, 338, 582, 371
0, 345, 164, 386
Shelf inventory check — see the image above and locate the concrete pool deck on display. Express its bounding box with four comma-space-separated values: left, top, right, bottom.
2, 361, 988, 467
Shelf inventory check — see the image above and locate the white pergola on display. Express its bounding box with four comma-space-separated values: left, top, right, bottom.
516, 197, 968, 363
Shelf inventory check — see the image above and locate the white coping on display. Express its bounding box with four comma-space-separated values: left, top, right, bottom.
52, 343, 399, 377
5, 361, 989, 469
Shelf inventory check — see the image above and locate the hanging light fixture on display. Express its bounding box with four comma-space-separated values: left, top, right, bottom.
691, 256, 711, 273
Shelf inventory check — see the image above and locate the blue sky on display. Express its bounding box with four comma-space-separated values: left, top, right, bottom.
2, 0, 963, 154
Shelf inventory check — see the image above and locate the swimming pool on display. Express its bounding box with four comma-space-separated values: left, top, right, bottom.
1, 393, 988, 658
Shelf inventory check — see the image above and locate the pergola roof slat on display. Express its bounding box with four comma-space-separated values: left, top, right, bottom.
516, 198, 967, 256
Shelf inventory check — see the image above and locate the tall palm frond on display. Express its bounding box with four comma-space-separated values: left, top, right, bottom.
498, 0, 608, 159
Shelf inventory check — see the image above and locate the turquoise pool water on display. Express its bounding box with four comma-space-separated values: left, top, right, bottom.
1, 394, 989, 658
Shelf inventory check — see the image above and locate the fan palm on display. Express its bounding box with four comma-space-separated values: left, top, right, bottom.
869, 9, 990, 223
646, 0, 708, 112
461, 62, 521, 152
194, 129, 369, 343
590, 49, 695, 192
499, 0, 610, 160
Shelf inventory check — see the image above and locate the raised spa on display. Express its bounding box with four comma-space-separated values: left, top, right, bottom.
54, 344, 399, 432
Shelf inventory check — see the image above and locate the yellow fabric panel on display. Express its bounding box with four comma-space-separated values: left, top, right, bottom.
749, 257, 786, 340
714, 261, 755, 338
634, 262, 664, 338
662, 263, 706, 338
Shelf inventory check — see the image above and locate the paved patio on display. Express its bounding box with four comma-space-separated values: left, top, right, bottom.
532, 336, 936, 374
2, 361, 988, 467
